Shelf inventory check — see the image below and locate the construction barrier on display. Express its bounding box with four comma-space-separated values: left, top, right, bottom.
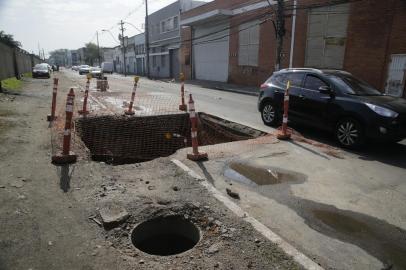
179, 73, 187, 111
276, 81, 292, 140
187, 94, 208, 161
52, 88, 77, 165
47, 78, 59, 121
78, 77, 90, 115
125, 76, 139, 115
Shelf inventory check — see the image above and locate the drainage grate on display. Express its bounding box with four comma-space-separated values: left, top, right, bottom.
131, 216, 200, 256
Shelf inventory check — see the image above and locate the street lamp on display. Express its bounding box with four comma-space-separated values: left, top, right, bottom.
123, 21, 143, 33
101, 29, 120, 44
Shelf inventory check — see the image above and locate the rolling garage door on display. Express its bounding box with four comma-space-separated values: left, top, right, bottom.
193, 22, 229, 82
305, 3, 350, 69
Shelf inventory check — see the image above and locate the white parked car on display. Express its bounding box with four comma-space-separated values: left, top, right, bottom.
90, 67, 102, 79
79, 65, 91, 75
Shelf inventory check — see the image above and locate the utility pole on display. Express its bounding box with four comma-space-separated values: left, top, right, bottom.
38, 42, 41, 59
145, 0, 150, 78
275, 0, 286, 71
96, 31, 101, 66
119, 20, 127, 76
42, 49, 46, 61
289, 0, 297, 68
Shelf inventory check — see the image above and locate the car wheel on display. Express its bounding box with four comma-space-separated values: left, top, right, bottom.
261, 101, 278, 127
335, 118, 364, 148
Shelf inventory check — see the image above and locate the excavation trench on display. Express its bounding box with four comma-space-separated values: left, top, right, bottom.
75, 112, 265, 165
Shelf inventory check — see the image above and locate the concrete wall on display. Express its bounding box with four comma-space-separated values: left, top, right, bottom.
148, 1, 180, 43
344, 0, 406, 95
147, 1, 181, 79
0, 41, 42, 81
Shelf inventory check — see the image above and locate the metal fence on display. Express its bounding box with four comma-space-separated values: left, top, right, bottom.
0, 41, 42, 81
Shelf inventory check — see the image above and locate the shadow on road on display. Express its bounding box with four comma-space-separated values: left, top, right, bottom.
289, 123, 406, 170
56, 164, 75, 192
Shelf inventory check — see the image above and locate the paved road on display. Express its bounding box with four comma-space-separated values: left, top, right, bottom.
64, 70, 273, 133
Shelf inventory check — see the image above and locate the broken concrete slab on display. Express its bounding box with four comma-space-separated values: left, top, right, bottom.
99, 203, 129, 228
9, 179, 24, 188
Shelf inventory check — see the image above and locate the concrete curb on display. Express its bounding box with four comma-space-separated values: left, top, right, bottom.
210, 86, 259, 97
171, 158, 324, 270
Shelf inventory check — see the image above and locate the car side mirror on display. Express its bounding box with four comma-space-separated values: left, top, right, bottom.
319, 85, 332, 94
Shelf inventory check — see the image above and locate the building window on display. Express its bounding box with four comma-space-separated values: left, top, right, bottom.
238, 21, 259, 67
161, 21, 166, 33
174, 16, 179, 29
160, 16, 179, 33
161, 55, 166, 67
152, 55, 157, 67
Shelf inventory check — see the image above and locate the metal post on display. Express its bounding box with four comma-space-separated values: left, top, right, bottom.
47, 78, 59, 121
120, 20, 127, 76
187, 94, 208, 161
179, 73, 187, 111
96, 31, 101, 66
125, 76, 139, 115
277, 81, 291, 140
289, 0, 297, 68
78, 77, 90, 115
52, 88, 77, 165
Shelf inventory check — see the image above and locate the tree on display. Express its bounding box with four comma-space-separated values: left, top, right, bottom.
49, 49, 69, 66
84, 42, 99, 66
0, 30, 21, 48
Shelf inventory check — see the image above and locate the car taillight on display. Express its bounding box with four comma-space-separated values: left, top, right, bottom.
260, 83, 268, 91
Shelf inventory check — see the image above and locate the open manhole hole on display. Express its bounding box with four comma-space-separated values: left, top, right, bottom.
76, 112, 265, 165
131, 216, 200, 256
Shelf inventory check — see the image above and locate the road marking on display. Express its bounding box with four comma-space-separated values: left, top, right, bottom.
171, 158, 324, 270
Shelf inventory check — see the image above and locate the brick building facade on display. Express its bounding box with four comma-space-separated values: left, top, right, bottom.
180, 0, 406, 97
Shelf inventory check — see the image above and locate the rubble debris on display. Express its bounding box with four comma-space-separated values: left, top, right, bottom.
147, 185, 156, 190
88, 215, 102, 226
226, 188, 240, 200
207, 242, 221, 254
9, 179, 24, 188
99, 203, 130, 228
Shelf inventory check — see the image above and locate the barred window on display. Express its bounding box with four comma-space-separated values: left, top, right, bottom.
238, 21, 260, 67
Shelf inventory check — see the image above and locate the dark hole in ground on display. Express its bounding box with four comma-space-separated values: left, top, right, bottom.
131, 216, 200, 256
224, 161, 307, 186
75, 112, 265, 165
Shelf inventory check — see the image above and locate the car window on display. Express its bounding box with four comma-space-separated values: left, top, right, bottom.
286, 73, 304, 87
327, 74, 382, 96
304, 75, 327, 91
34, 64, 48, 70
270, 73, 304, 88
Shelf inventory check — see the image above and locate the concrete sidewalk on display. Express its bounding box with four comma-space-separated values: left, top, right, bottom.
186, 80, 260, 96
173, 134, 406, 270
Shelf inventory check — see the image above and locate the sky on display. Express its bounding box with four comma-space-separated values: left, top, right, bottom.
0, 0, 191, 57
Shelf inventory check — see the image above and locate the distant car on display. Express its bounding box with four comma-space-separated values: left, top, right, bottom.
72, 66, 78, 71
32, 63, 50, 78
101, 62, 113, 74
89, 67, 102, 79
258, 68, 406, 148
79, 65, 91, 75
